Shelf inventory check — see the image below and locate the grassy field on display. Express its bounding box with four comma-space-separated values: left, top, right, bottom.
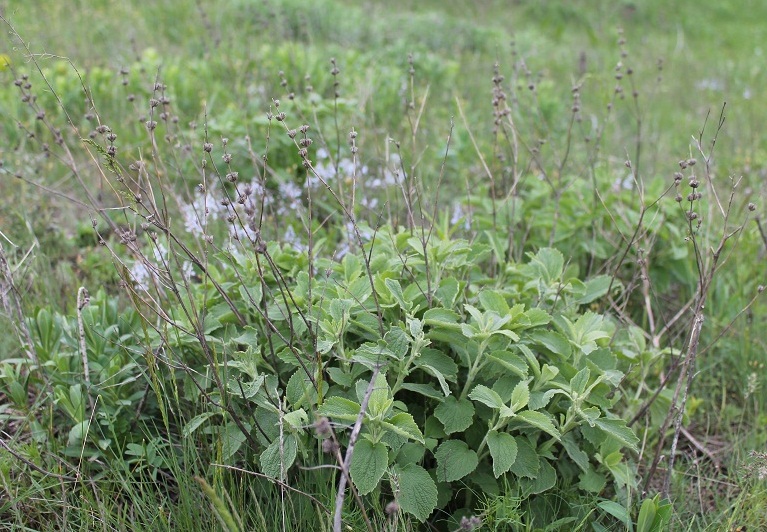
1, 0, 766, 530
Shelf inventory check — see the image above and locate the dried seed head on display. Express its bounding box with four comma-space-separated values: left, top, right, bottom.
203, 142, 213, 153
226, 171, 239, 182
313, 417, 331, 436
321, 438, 339, 454
689, 179, 699, 189
287, 129, 297, 139
223, 153, 233, 163
748, 202, 756, 212
146, 120, 157, 131
687, 158, 697, 167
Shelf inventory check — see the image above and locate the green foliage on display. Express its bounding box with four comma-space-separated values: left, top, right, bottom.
2, 0, 766, 529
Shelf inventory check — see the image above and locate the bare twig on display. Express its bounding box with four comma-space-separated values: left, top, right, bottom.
333, 365, 381, 532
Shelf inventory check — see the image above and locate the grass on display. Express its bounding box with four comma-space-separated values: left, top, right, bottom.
1, 0, 766, 530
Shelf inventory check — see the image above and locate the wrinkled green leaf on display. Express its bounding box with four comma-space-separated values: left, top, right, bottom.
434, 396, 475, 434
487, 431, 518, 478
396, 463, 437, 522
593, 418, 639, 452
468, 385, 505, 410
351, 439, 388, 495
516, 410, 560, 440
435, 440, 478, 482
381, 412, 424, 443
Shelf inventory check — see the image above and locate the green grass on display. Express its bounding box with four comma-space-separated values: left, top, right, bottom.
1, 0, 766, 530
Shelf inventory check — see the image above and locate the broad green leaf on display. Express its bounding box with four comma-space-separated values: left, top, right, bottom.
396, 442, 426, 465
367, 373, 393, 418
593, 418, 639, 452
317, 396, 361, 421
487, 431, 518, 478
416, 348, 458, 380
570, 367, 591, 395
183, 412, 217, 437
346, 276, 372, 302
381, 412, 424, 443
342, 252, 362, 281
350, 439, 388, 495
520, 458, 556, 495
328, 298, 354, 322
434, 277, 460, 308
396, 463, 437, 522
479, 290, 510, 315
528, 248, 564, 284
523, 308, 551, 328
516, 410, 561, 440
510, 380, 530, 412
400, 382, 444, 400
598, 501, 630, 526
259, 434, 297, 479
229, 325, 261, 349
509, 437, 539, 478
384, 278, 410, 311
637, 498, 657, 532
434, 396, 475, 434
422, 308, 461, 328
562, 432, 590, 472
528, 389, 562, 410
579, 467, 607, 493
468, 385, 505, 410
221, 423, 247, 461
434, 440, 478, 482
528, 330, 572, 358
578, 275, 612, 304
283, 409, 308, 431
486, 351, 528, 378
385, 326, 411, 360
286, 370, 316, 407
67, 420, 90, 447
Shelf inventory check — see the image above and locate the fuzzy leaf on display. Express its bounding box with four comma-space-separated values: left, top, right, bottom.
435, 440, 478, 482
528, 248, 564, 284
593, 418, 639, 452
183, 412, 217, 437
520, 458, 557, 495
578, 275, 612, 304
486, 351, 528, 378
468, 385, 505, 410
529, 330, 572, 358
350, 439, 388, 495
434, 396, 475, 434
385, 278, 410, 311
479, 290, 510, 315
221, 423, 247, 461
317, 396, 361, 421
516, 410, 561, 440
509, 437, 540, 478
486, 431, 518, 478
381, 412, 424, 443
259, 435, 297, 479
510, 380, 530, 412
397, 463, 437, 522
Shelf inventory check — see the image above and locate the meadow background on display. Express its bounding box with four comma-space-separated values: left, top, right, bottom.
0, 0, 766, 530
